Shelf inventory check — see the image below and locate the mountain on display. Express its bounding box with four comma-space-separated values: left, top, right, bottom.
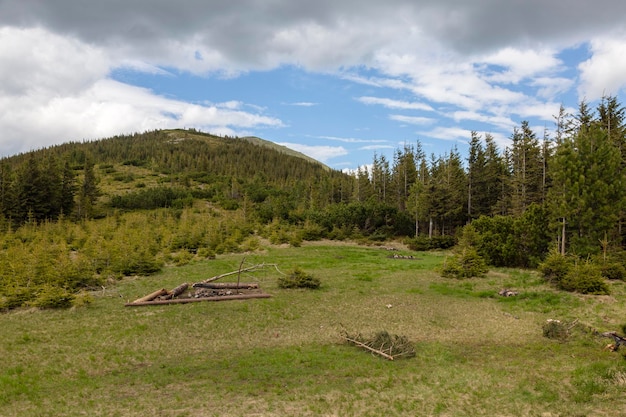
0, 128, 353, 225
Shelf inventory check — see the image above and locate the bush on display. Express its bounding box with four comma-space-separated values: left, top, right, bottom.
278, 267, 320, 289
406, 235, 456, 251
440, 248, 488, 279
559, 262, 610, 295
29, 285, 75, 309
538, 251, 571, 285
600, 263, 626, 280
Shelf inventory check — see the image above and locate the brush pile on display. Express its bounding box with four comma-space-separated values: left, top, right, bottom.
341, 329, 416, 360
125, 262, 276, 306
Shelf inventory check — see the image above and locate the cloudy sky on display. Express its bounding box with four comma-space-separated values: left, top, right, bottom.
2, 1, 626, 170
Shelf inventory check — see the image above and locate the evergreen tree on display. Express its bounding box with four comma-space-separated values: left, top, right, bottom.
391, 144, 418, 211
509, 121, 543, 215
371, 154, 391, 204
430, 149, 467, 235
549, 119, 624, 255
483, 134, 509, 215
467, 131, 489, 219
76, 158, 100, 219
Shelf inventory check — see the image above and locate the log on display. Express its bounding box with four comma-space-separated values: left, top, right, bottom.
125, 292, 271, 306
193, 282, 259, 289
163, 282, 189, 299
131, 288, 169, 304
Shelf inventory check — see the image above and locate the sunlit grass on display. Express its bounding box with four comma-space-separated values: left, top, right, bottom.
2, 242, 626, 416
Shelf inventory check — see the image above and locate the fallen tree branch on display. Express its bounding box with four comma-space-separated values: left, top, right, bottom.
193, 282, 259, 289
342, 335, 395, 361
195, 263, 271, 284
125, 293, 271, 306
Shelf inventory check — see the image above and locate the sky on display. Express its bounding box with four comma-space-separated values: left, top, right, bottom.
2, 1, 626, 171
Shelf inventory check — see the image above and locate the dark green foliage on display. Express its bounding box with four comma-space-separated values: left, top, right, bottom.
539, 252, 610, 294
470, 204, 550, 268
538, 251, 571, 285
110, 187, 194, 210
278, 267, 320, 289
440, 247, 488, 279
405, 235, 457, 251
470, 215, 516, 266
29, 286, 75, 309
600, 263, 626, 280
559, 262, 609, 295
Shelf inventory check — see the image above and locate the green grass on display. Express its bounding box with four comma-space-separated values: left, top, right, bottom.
2, 242, 626, 416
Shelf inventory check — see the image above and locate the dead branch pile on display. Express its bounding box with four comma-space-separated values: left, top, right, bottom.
341, 330, 416, 360
125, 262, 278, 307
387, 254, 418, 260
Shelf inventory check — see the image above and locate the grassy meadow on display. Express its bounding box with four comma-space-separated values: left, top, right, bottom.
2, 241, 626, 416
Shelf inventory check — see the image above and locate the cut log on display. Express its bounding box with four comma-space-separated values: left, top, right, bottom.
132, 288, 169, 304
125, 292, 271, 306
162, 282, 189, 299
193, 282, 259, 289
602, 331, 626, 351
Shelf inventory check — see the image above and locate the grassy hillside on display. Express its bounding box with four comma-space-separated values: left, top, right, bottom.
2, 242, 626, 416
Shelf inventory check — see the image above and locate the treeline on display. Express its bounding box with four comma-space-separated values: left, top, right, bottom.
1, 98, 626, 309
1, 98, 625, 257
0, 153, 100, 225
349, 96, 626, 260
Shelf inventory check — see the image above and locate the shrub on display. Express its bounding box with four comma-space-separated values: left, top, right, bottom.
197, 247, 216, 259
538, 250, 571, 285
171, 250, 193, 266
559, 262, 610, 295
278, 267, 320, 289
29, 285, 75, 309
406, 235, 456, 251
600, 263, 626, 280
440, 248, 488, 279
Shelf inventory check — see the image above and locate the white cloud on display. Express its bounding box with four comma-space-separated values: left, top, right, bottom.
446, 111, 516, 131
389, 115, 435, 125
2, 0, 626, 164
0, 26, 284, 156
418, 126, 472, 142
319, 135, 388, 144
578, 35, 626, 100
481, 48, 562, 84
276, 142, 348, 162
357, 96, 433, 111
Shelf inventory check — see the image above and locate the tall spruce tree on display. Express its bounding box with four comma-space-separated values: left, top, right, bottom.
483, 134, 509, 215
391, 144, 418, 211
77, 158, 100, 219
509, 121, 543, 215
549, 109, 624, 255
467, 131, 489, 219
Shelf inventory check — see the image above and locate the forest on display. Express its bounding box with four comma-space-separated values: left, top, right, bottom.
0, 97, 625, 309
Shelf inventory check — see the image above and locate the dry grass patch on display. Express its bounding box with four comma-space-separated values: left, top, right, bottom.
2, 244, 626, 416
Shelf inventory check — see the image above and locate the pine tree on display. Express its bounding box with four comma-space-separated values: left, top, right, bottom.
509, 121, 543, 215
483, 134, 510, 215
549, 116, 624, 255
76, 158, 100, 219
391, 145, 417, 211
467, 132, 489, 219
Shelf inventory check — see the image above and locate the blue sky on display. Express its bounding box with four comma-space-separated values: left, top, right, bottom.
2, 1, 626, 171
